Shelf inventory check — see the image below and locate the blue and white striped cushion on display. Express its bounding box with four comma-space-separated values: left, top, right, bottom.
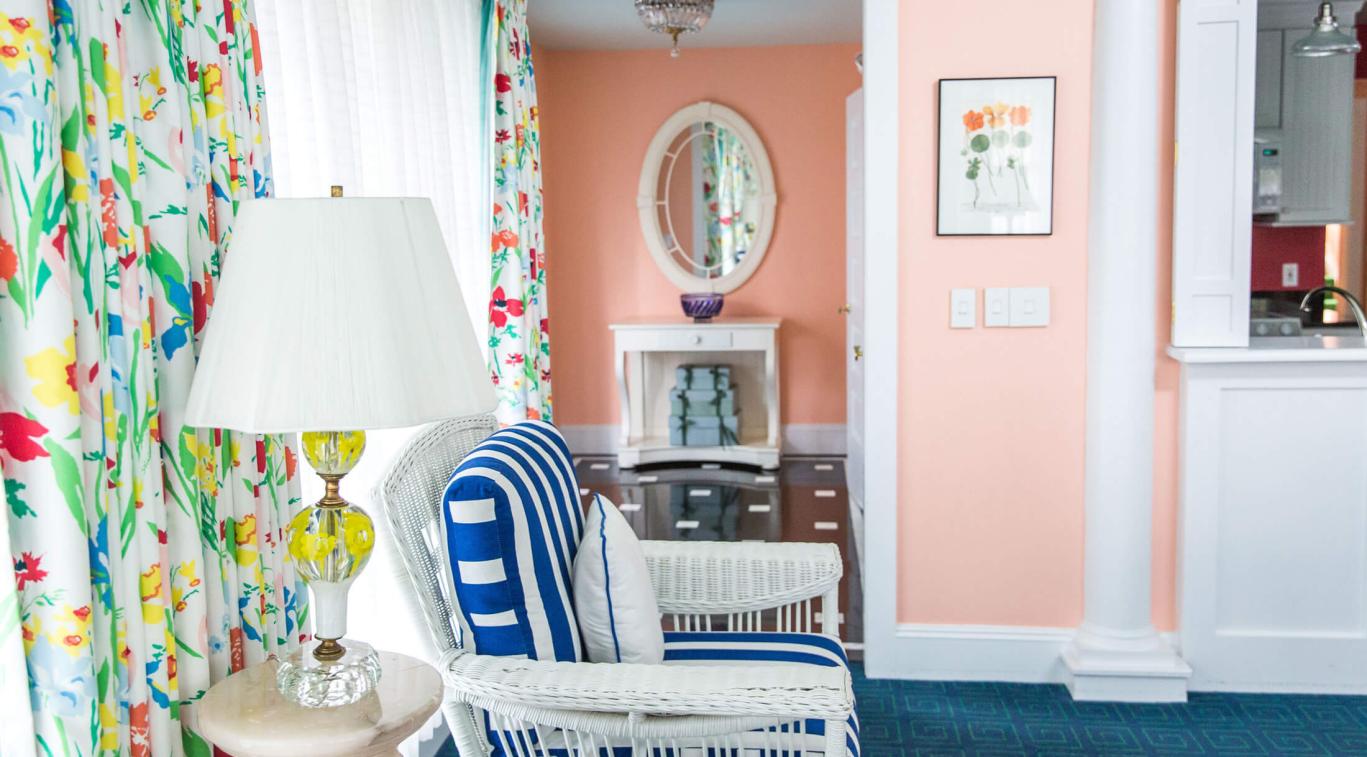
664, 631, 861, 757
441, 420, 585, 662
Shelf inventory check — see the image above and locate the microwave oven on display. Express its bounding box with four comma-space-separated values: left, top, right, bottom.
1253, 130, 1282, 216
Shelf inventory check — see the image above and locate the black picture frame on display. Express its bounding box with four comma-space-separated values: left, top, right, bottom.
936, 76, 1058, 237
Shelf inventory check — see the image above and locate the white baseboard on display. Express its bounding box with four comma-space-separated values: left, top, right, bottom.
781, 424, 846, 456
561, 424, 848, 457
869, 621, 1367, 694
865, 624, 1075, 683
561, 425, 619, 456
1187, 679, 1367, 695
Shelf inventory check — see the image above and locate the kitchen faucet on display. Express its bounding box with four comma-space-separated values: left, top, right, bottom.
1299, 286, 1367, 339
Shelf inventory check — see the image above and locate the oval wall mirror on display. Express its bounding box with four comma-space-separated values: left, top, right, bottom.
638, 101, 777, 294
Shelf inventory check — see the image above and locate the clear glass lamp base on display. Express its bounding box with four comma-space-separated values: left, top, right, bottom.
276, 638, 382, 707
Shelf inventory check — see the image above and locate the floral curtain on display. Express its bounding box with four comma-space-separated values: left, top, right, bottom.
487, 0, 552, 424
702, 124, 755, 274
0, 2, 303, 755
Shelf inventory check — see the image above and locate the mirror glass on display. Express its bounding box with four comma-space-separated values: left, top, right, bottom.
653, 122, 762, 280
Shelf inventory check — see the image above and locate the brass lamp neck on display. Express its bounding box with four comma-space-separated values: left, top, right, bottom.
314, 637, 346, 662
319, 474, 346, 508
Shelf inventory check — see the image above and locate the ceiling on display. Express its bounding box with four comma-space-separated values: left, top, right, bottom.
528, 0, 862, 51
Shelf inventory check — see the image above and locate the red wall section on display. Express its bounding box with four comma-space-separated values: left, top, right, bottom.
1357, 26, 1365, 80
1250, 225, 1326, 291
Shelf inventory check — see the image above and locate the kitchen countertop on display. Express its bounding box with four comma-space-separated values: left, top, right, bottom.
1168, 335, 1367, 364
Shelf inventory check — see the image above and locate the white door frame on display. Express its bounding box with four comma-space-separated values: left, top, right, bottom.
859, 0, 901, 677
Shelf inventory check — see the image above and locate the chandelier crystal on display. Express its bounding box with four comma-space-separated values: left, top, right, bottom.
635, 0, 715, 57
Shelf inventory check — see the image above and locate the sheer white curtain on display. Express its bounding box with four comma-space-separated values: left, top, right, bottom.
254, 2, 488, 752
256, 0, 488, 338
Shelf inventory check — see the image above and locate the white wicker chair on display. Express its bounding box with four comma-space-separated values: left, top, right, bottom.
374, 414, 855, 756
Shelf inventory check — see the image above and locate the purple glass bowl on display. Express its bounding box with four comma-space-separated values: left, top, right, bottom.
681, 293, 724, 322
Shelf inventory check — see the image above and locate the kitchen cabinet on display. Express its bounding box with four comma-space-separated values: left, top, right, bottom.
1169, 341, 1367, 692
1253, 26, 1358, 225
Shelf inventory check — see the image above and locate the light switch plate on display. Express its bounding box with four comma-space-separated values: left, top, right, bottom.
950, 288, 976, 328
1009, 287, 1050, 327
984, 288, 1010, 327
1282, 262, 1299, 288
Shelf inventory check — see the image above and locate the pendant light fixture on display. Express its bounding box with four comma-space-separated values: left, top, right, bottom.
1291, 2, 1362, 58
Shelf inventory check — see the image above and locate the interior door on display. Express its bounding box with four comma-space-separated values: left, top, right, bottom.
845, 88, 866, 546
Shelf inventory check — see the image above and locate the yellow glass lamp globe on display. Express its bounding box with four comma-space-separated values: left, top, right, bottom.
277, 430, 383, 707
289, 431, 376, 590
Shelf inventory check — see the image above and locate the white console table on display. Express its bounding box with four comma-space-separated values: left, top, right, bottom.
611, 318, 781, 469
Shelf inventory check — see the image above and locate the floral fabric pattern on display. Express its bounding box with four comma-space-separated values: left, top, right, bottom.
701, 124, 757, 274
0, 2, 303, 755
487, 0, 552, 424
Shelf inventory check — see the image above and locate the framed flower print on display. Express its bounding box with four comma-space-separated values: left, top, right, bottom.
937, 77, 1057, 236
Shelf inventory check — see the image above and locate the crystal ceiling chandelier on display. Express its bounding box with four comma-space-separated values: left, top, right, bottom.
635, 0, 715, 58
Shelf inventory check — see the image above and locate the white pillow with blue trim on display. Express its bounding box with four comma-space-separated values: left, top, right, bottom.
573, 494, 664, 664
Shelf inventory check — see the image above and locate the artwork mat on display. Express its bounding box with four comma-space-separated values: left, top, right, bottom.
936, 76, 1057, 237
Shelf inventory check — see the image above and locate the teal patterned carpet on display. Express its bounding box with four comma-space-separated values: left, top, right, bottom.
851, 663, 1367, 756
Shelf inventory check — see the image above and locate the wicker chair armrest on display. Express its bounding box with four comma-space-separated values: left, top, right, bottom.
641, 540, 842, 615
441, 650, 853, 721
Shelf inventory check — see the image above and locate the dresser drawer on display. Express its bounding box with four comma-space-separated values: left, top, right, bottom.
660, 329, 734, 350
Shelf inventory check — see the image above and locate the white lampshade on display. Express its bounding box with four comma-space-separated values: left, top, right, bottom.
185, 197, 495, 433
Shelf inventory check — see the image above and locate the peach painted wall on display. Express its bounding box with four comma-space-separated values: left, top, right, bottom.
1153, 0, 1180, 634
538, 44, 861, 428
895, 0, 1181, 631
896, 0, 1090, 629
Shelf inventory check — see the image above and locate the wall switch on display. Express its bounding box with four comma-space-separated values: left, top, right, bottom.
984, 288, 1010, 327
1009, 287, 1050, 327
950, 288, 976, 328
1282, 262, 1299, 288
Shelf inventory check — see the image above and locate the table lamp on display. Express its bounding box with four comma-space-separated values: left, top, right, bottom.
185, 191, 495, 707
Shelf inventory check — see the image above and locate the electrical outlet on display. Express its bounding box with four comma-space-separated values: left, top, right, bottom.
1282, 262, 1299, 288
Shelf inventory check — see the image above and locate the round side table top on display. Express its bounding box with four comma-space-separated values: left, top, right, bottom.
198, 650, 442, 757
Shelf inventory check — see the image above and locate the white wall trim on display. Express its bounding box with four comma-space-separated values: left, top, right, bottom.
860, 0, 901, 681
416, 719, 452, 757
561, 424, 620, 456
562, 424, 848, 457
782, 424, 847, 456
885, 624, 1074, 683
1189, 680, 1367, 695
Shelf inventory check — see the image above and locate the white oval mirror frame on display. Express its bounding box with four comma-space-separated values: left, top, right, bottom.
637, 101, 777, 294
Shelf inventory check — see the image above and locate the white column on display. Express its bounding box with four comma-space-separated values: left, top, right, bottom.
1061, 0, 1191, 703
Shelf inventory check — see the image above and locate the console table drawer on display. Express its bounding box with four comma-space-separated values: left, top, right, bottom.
660, 330, 734, 350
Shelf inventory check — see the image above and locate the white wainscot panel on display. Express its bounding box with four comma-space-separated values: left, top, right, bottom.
1215, 387, 1367, 636
1177, 358, 1367, 692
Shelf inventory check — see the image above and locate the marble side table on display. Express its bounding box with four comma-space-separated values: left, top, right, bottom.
198, 650, 443, 757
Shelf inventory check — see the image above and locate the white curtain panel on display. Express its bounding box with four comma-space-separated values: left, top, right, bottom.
255, 0, 489, 343
254, 2, 488, 753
